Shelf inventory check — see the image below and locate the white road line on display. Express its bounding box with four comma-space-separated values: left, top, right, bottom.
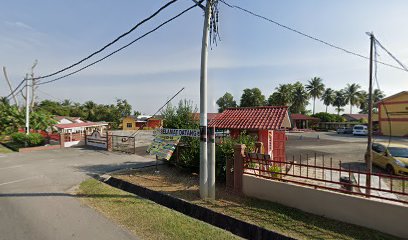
0, 176, 42, 186
0, 165, 23, 170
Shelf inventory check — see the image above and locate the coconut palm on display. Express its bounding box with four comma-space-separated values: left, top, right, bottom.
305, 77, 325, 114
373, 89, 385, 103
290, 82, 310, 113
321, 88, 335, 113
333, 90, 347, 115
343, 83, 362, 114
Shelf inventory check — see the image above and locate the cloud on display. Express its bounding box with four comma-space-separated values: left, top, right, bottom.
4, 21, 34, 31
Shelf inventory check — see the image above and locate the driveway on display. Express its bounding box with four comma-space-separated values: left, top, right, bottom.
0, 147, 154, 240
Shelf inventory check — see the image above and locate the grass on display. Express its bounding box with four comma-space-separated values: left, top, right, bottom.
114, 165, 400, 240
0, 143, 13, 153
78, 178, 240, 240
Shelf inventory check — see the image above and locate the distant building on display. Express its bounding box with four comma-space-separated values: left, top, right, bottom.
290, 114, 319, 130
377, 91, 408, 137
341, 114, 368, 122
122, 115, 163, 130
53, 116, 107, 134
54, 116, 84, 124
192, 113, 221, 123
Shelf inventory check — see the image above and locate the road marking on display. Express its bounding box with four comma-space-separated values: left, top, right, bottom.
0, 165, 23, 170
0, 176, 42, 186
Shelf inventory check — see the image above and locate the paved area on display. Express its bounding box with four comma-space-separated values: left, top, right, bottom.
0, 147, 155, 240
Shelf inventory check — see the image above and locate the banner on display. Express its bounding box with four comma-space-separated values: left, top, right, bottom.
155, 128, 200, 138
147, 135, 181, 160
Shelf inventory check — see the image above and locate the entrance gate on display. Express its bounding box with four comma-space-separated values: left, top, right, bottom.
111, 135, 136, 154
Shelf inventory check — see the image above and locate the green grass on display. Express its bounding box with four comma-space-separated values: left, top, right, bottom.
0, 144, 13, 153
78, 179, 240, 240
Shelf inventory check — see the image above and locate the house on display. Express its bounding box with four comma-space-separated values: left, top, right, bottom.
122, 115, 163, 130
192, 113, 221, 123
54, 122, 108, 134
209, 106, 291, 161
54, 116, 84, 124
290, 114, 319, 130
342, 114, 368, 122
377, 91, 408, 137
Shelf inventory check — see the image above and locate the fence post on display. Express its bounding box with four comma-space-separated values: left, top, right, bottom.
60, 133, 65, 148
233, 144, 246, 194
107, 131, 112, 151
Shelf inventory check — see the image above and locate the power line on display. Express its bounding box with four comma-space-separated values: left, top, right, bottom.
374, 38, 408, 71
5, 79, 26, 99
31, 0, 178, 81
220, 0, 408, 73
37, 4, 197, 86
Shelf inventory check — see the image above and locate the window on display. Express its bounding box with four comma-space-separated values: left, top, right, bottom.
126, 123, 133, 128
372, 144, 385, 153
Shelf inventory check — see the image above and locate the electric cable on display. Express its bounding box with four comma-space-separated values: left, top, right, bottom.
31, 0, 179, 81
36, 4, 197, 86
220, 0, 408, 73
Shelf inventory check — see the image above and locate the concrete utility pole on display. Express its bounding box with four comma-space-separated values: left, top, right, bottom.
30, 60, 38, 108
2, 67, 19, 106
199, 0, 212, 199
24, 74, 30, 135
366, 32, 374, 196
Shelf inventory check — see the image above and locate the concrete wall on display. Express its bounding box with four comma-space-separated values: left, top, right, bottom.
242, 174, 408, 238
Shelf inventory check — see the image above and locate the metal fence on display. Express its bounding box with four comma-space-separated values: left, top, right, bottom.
243, 153, 408, 205
111, 135, 136, 154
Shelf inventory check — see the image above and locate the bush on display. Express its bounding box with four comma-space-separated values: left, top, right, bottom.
10, 132, 27, 145
312, 112, 346, 122
10, 132, 45, 147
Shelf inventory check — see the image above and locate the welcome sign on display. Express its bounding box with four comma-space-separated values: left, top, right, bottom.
147, 135, 181, 160
155, 128, 200, 138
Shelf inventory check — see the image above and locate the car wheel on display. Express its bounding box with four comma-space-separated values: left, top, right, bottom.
386, 165, 395, 175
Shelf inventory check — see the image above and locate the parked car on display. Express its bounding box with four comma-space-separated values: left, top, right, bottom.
353, 125, 368, 136
336, 127, 353, 134
371, 142, 408, 175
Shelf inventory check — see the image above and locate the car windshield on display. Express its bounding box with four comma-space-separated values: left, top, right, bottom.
389, 147, 408, 158
354, 126, 364, 130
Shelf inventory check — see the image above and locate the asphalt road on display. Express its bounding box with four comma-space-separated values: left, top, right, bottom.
0, 147, 154, 240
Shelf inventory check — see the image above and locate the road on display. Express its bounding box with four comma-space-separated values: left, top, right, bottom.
0, 147, 154, 240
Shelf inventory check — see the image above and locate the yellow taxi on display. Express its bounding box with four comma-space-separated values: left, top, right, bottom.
371, 142, 408, 176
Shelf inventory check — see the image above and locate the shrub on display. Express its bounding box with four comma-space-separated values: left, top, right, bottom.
10, 132, 27, 145
10, 132, 45, 147
27, 133, 45, 146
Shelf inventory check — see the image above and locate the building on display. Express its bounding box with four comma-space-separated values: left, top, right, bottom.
341, 114, 368, 122
54, 122, 108, 134
209, 106, 291, 161
290, 114, 319, 130
377, 91, 408, 137
122, 115, 163, 130
54, 116, 84, 124
192, 113, 221, 123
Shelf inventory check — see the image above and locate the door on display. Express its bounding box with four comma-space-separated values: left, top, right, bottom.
273, 131, 286, 162
372, 143, 387, 168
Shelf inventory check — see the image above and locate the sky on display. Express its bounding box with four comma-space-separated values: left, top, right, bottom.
1, 0, 408, 115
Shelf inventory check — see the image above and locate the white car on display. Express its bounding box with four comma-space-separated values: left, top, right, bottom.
353, 125, 368, 136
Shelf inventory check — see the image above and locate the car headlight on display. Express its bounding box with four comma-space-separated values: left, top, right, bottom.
394, 159, 405, 167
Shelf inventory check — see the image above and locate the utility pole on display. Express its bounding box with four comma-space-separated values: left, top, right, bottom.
208, 126, 215, 200
199, 0, 212, 199
25, 74, 30, 135
30, 60, 38, 108
366, 32, 374, 196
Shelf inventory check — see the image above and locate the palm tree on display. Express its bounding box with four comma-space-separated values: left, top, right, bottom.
305, 77, 325, 114
83, 101, 97, 121
290, 82, 310, 113
333, 90, 347, 115
343, 83, 362, 114
373, 89, 385, 103
321, 88, 335, 113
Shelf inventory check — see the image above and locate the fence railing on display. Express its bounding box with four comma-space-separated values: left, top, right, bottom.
243, 153, 408, 205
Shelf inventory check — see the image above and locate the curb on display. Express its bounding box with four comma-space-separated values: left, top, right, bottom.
99, 175, 295, 240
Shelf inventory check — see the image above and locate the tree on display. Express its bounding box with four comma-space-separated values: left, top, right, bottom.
83, 101, 97, 121
240, 88, 265, 107
321, 88, 335, 113
216, 92, 237, 113
305, 77, 325, 114
268, 84, 293, 106
333, 90, 347, 115
358, 89, 385, 114
343, 83, 362, 114
290, 82, 309, 114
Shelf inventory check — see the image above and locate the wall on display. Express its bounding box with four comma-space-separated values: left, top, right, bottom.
122, 117, 137, 130
379, 92, 408, 137
242, 174, 408, 238
19, 145, 61, 153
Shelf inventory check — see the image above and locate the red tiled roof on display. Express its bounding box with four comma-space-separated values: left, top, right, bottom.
54, 122, 108, 129
290, 114, 319, 121
192, 113, 220, 121
208, 106, 288, 130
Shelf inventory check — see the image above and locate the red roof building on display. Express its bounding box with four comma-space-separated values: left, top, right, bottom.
209, 106, 291, 161
290, 114, 320, 130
